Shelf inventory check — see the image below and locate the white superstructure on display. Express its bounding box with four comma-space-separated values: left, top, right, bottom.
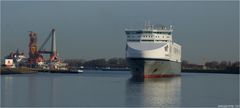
126, 24, 181, 62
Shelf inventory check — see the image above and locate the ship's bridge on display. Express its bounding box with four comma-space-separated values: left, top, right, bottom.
125, 24, 174, 43
125, 29, 173, 43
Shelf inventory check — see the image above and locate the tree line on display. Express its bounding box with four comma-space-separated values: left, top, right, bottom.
182, 60, 239, 70
64, 58, 128, 68
65, 58, 239, 70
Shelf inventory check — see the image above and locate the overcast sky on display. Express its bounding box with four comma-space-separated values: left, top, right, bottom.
1, 1, 239, 63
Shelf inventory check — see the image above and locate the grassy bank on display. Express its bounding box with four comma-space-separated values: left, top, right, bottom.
0, 67, 37, 75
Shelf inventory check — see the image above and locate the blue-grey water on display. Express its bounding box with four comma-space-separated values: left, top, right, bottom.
1, 71, 239, 107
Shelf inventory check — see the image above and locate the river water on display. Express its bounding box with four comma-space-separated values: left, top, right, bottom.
1, 70, 239, 107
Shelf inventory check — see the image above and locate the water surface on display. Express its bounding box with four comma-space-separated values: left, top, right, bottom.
1, 71, 239, 107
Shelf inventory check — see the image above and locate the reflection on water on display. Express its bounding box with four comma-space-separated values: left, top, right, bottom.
3, 76, 14, 106
1, 72, 238, 107
1, 74, 62, 107
1, 73, 127, 107
126, 77, 181, 107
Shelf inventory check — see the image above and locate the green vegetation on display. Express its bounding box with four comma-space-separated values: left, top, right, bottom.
64, 58, 128, 68
0, 67, 37, 75
182, 60, 239, 70
182, 60, 239, 74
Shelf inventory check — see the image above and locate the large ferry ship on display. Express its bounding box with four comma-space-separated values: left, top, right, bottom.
125, 23, 181, 78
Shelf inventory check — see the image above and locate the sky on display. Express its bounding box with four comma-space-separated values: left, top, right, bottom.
1, 1, 239, 64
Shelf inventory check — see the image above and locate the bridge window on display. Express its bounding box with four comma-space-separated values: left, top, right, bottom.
152, 32, 171, 34
143, 31, 152, 34
126, 31, 142, 35
128, 39, 140, 42
141, 40, 154, 42
126, 31, 172, 35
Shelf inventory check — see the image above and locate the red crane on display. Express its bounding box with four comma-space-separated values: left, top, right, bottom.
28, 31, 44, 65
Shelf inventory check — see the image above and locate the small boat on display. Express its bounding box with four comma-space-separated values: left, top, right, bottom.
77, 69, 83, 73
69, 69, 84, 73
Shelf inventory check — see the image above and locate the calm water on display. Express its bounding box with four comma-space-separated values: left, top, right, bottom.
1, 70, 239, 107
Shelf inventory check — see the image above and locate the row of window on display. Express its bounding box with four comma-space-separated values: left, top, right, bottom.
127, 39, 169, 42
126, 31, 172, 35
156, 40, 169, 42
141, 40, 154, 42
127, 36, 170, 38
128, 40, 140, 41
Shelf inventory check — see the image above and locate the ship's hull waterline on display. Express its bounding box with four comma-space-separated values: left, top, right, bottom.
127, 58, 181, 79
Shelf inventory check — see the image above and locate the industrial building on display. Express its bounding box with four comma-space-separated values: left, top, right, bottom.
2, 29, 67, 70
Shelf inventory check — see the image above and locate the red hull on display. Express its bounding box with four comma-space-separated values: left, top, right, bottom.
144, 74, 179, 78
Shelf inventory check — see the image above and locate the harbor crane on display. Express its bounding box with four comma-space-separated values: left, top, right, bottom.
28, 29, 58, 67
38, 29, 57, 62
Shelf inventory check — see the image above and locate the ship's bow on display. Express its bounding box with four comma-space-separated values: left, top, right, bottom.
127, 58, 181, 79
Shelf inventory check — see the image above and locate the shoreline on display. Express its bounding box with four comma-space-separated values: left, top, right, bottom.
0, 67, 37, 75
1, 67, 239, 75
181, 69, 239, 74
